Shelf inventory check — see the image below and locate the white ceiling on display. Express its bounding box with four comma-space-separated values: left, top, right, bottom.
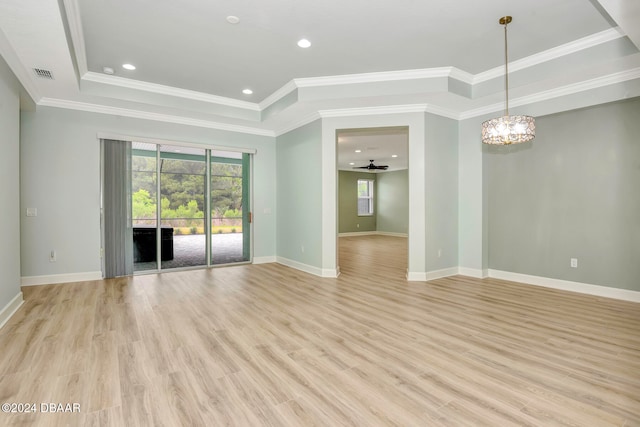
337, 127, 408, 172
78, 0, 611, 100
0, 0, 639, 137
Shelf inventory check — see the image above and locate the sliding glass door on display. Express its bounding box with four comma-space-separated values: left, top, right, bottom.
132, 143, 158, 272
159, 145, 207, 269
130, 143, 251, 273
210, 151, 250, 265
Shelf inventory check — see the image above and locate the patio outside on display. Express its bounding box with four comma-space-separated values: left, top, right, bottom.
132, 145, 248, 272
134, 233, 245, 270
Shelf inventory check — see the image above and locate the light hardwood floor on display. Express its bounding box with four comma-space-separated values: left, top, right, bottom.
1, 235, 639, 426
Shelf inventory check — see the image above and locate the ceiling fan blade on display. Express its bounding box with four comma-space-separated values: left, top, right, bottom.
352, 160, 387, 170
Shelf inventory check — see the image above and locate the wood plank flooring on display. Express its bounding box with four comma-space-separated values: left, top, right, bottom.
1, 235, 639, 426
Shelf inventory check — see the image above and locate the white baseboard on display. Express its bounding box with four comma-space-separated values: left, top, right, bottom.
338, 231, 377, 237
376, 231, 408, 238
321, 268, 339, 278
426, 267, 459, 281
407, 267, 459, 282
0, 292, 24, 330
458, 267, 488, 279
488, 269, 640, 303
21, 271, 103, 287
338, 231, 408, 238
276, 257, 324, 277
407, 271, 428, 281
253, 256, 277, 264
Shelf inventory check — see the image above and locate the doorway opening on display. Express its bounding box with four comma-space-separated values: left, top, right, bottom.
336, 126, 409, 278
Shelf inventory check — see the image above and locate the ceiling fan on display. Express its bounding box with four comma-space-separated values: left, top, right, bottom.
355, 160, 389, 170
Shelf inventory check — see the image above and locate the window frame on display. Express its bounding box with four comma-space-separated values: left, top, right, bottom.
357, 179, 374, 216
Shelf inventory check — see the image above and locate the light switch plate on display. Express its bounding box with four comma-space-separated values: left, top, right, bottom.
26, 208, 37, 217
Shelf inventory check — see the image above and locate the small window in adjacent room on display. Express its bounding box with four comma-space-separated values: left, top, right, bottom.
357, 179, 374, 216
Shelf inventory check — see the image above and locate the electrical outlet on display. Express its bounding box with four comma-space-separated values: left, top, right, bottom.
301, 245, 305, 253
438, 249, 442, 258
570, 258, 578, 268
49, 250, 56, 262
356, 223, 360, 228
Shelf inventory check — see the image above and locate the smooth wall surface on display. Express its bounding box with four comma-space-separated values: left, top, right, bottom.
0, 56, 21, 308
425, 113, 458, 272
323, 113, 427, 277
338, 170, 376, 233
458, 117, 487, 275
487, 98, 640, 291
276, 120, 323, 268
20, 107, 276, 278
376, 169, 408, 234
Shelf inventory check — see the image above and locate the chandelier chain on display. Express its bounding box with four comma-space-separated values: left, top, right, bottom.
504, 21, 509, 116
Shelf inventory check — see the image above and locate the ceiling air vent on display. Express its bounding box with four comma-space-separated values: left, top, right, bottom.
33, 68, 54, 80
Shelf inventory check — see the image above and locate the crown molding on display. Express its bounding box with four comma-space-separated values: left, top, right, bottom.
473, 27, 626, 84
82, 72, 260, 111
275, 112, 321, 136
459, 67, 640, 119
258, 80, 298, 110
316, 103, 460, 121
275, 104, 459, 136
61, 0, 258, 111
318, 104, 430, 118
38, 97, 275, 136
61, 0, 88, 76
448, 67, 475, 85
424, 104, 461, 120
0, 27, 41, 102
48, 5, 631, 129
295, 67, 455, 88
512, 67, 640, 107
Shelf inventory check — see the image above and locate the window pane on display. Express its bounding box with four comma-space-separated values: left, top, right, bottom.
358, 198, 370, 215
357, 180, 370, 197
211, 155, 247, 265
159, 145, 206, 269
357, 179, 374, 215
132, 147, 157, 272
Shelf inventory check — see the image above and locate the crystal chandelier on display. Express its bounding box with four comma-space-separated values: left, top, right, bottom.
481, 16, 535, 145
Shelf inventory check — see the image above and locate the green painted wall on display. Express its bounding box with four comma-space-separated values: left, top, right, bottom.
338, 171, 377, 233
487, 98, 640, 291
0, 55, 21, 309
276, 120, 323, 266
425, 113, 459, 271
376, 169, 408, 234
20, 107, 276, 278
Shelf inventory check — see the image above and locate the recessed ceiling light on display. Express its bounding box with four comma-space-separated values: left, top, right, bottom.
297, 39, 311, 48
392, 154, 398, 158
122, 63, 136, 70
349, 162, 355, 165
226, 16, 240, 24
355, 149, 362, 153
242, 89, 253, 95
103, 66, 114, 75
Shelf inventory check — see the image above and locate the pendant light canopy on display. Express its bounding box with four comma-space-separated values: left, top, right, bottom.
481, 16, 535, 145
